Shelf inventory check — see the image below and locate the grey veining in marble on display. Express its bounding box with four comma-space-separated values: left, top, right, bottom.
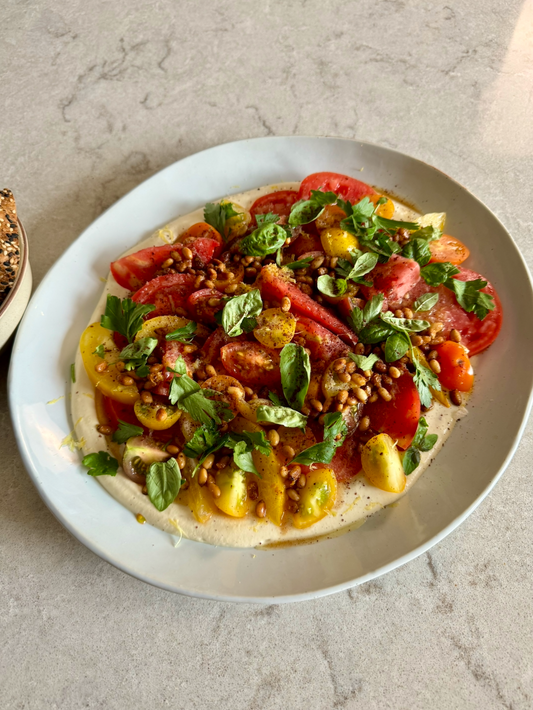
1, 0, 532, 708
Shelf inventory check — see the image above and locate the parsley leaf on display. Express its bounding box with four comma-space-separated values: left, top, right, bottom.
240, 223, 288, 256
413, 293, 439, 312
146, 458, 182, 511
165, 321, 197, 343
402, 417, 438, 474
285, 256, 314, 270
292, 412, 347, 465
280, 343, 311, 412
221, 289, 263, 337
93, 344, 105, 358
256, 405, 307, 429
82, 451, 119, 477
446, 278, 495, 320
169, 374, 233, 426
411, 349, 441, 408
228, 439, 259, 475
348, 352, 380, 371
268, 391, 285, 407
420, 262, 460, 287
112, 420, 144, 445
119, 337, 158, 373
317, 275, 348, 298
204, 201, 238, 239
347, 294, 384, 335
402, 238, 432, 266
101, 295, 155, 343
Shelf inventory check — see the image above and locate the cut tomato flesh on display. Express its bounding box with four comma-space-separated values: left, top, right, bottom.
298, 172, 376, 202
329, 435, 363, 482
187, 288, 225, 325
132, 273, 196, 319
259, 265, 357, 345
360, 254, 421, 308
102, 396, 180, 442
429, 234, 470, 265
220, 342, 281, 387
200, 327, 246, 366
110, 239, 218, 290
364, 373, 421, 450
401, 266, 503, 356
250, 190, 299, 224
295, 317, 349, 363
287, 230, 323, 257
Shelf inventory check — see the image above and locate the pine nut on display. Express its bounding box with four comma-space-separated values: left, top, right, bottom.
204, 280, 215, 289
227, 385, 244, 399
268, 429, 280, 447
378, 387, 392, 401
310, 255, 325, 269
156, 408, 167, 422
411, 335, 423, 347
208, 480, 221, 498
225, 283, 238, 294
346, 361, 356, 374
256, 500, 267, 518
369, 393, 379, 403
205, 365, 216, 377
167, 444, 179, 455
389, 366, 401, 379
280, 465, 289, 478
394, 309, 404, 318
97, 425, 112, 435
450, 329, 461, 343
177, 453, 186, 469
208, 297, 221, 307
339, 372, 351, 383
337, 390, 349, 404
194, 275, 205, 289
333, 359, 346, 372
297, 474, 306, 488
451, 389, 463, 406
203, 453, 215, 469
429, 359, 441, 374
182, 247, 193, 260
198, 468, 208, 485
281, 296, 291, 312
403, 308, 414, 319
428, 350, 438, 360
95, 361, 108, 373
141, 391, 153, 404
283, 445, 295, 460
358, 416, 370, 432
162, 258, 174, 269
354, 387, 368, 402
287, 489, 300, 502
351, 373, 366, 386
121, 375, 134, 386
310, 399, 323, 412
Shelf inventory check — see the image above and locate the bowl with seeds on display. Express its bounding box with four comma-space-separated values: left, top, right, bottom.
0, 189, 32, 351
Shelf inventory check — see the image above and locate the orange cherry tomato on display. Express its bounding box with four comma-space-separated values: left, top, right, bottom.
435, 341, 474, 392
178, 221, 223, 245
429, 234, 470, 265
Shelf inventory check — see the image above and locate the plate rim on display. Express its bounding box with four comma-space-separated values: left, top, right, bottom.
9, 135, 533, 603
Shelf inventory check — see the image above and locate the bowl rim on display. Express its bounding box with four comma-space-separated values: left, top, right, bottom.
0, 216, 30, 320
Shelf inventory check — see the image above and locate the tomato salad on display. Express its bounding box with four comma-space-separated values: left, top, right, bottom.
77, 172, 502, 538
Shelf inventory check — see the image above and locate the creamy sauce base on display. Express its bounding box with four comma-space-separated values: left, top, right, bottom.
72, 182, 468, 548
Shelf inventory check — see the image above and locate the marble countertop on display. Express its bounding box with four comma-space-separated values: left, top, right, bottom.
2, 1, 532, 707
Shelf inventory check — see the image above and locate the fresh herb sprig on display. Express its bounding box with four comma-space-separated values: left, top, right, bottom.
100, 295, 155, 343
169, 374, 233, 426
165, 321, 197, 343
82, 451, 119, 477
204, 201, 239, 239
402, 417, 438, 475
420, 262, 496, 320
221, 289, 262, 337
291, 412, 347, 465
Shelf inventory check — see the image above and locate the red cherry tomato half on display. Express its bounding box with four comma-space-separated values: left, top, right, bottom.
286, 230, 323, 257
220, 342, 281, 387
259, 266, 357, 345
402, 266, 503, 356
200, 327, 247, 366
250, 190, 299, 224
364, 373, 421, 450
110, 240, 218, 290
295, 317, 349, 364
360, 254, 421, 308
435, 341, 474, 392
187, 288, 225, 325
429, 234, 470, 265
177, 221, 223, 246
298, 172, 376, 203
329, 434, 363, 482
132, 273, 196, 319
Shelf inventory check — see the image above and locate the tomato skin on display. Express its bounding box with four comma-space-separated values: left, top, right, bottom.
295, 317, 349, 364
287, 230, 323, 257
200, 327, 246, 366
177, 221, 223, 246
110, 240, 218, 290
102, 396, 182, 442
429, 234, 470, 265
131, 273, 196, 318
401, 266, 503, 356
220, 342, 281, 387
250, 190, 299, 224
298, 172, 376, 203
187, 288, 225, 324
329, 435, 362, 482
259, 265, 357, 345
360, 254, 421, 308
435, 341, 474, 391
364, 374, 421, 450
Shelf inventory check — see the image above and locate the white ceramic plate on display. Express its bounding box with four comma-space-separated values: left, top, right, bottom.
9, 137, 533, 603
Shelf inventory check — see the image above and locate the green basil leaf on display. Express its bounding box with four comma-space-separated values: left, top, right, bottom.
112, 420, 144, 445
317, 275, 348, 298
256, 212, 280, 226
444, 277, 495, 321
345, 251, 379, 283
381, 311, 430, 333
348, 307, 364, 334
240, 223, 288, 256
420, 262, 460, 287
402, 238, 432, 267
280, 343, 311, 412
285, 256, 314, 270
402, 448, 421, 475
229, 440, 260, 476
419, 434, 438, 452
165, 321, 197, 343
413, 293, 439, 312
409, 225, 441, 242
221, 289, 263, 337
256, 405, 307, 428
411, 416, 429, 449
146, 458, 182, 511
101, 295, 156, 343
203, 201, 238, 238
384, 332, 410, 362
288, 200, 325, 227
309, 189, 340, 206
348, 352, 380, 371
292, 412, 347, 465
358, 321, 396, 344
229, 430, 271, 457
363, 294, 385, 324
82, 451, 119, 477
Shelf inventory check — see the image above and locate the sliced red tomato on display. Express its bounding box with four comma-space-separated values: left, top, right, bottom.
295, 317, 349, 363
112, 331, 129, 350
364, 373, 421, 450
200, 327, 246, 365
329, 435, 363, 482
259, 265, 357, 345
286, 229, 323, 256
132, 273, 196, 318
298, 172, 376, 203
187, 288, 225, 325
360, 254, 421, 308
177, 222, 223, 246
161, 340, 195, 375
250, 190, 299, 224
429, 234, 470, 265
111, 240, 218, 290
220, 342, 281, 387
435, 341, 474, 392
401, 266, 503, 356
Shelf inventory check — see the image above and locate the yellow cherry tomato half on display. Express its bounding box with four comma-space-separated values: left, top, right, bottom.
133, 400, 182, 430
80, 322, 140, 405
369, 193, 395, 219
320, 227, 359, 260
222, 201, 251, 241
253, 308, 297, 349
293, 466, 337, 529
361, 433, 406, 493
214, 465, 248, 518
135, 315, 209, 342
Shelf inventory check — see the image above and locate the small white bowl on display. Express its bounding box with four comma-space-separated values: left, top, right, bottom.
0, 219, 32, 352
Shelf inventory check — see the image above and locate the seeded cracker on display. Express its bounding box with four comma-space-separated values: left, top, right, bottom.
0, 189, 20, 307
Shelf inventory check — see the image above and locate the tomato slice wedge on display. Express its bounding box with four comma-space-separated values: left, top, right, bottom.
250, 190, 299, 224
298, 172, 376, 202
295, 317, 349, 364
132, 273, 196, 318
364, 373, 421, 450
360, 254, 421, 308
329, 435, 362, 482
402, 266, 503, 356
220, 342, 281, 387
258, 265, 357, 345
200, 327, 246, 366
429, 234, 470, 265
286, 231, 323, 257
110, 240, 218, 290
187, 288, 225, 325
